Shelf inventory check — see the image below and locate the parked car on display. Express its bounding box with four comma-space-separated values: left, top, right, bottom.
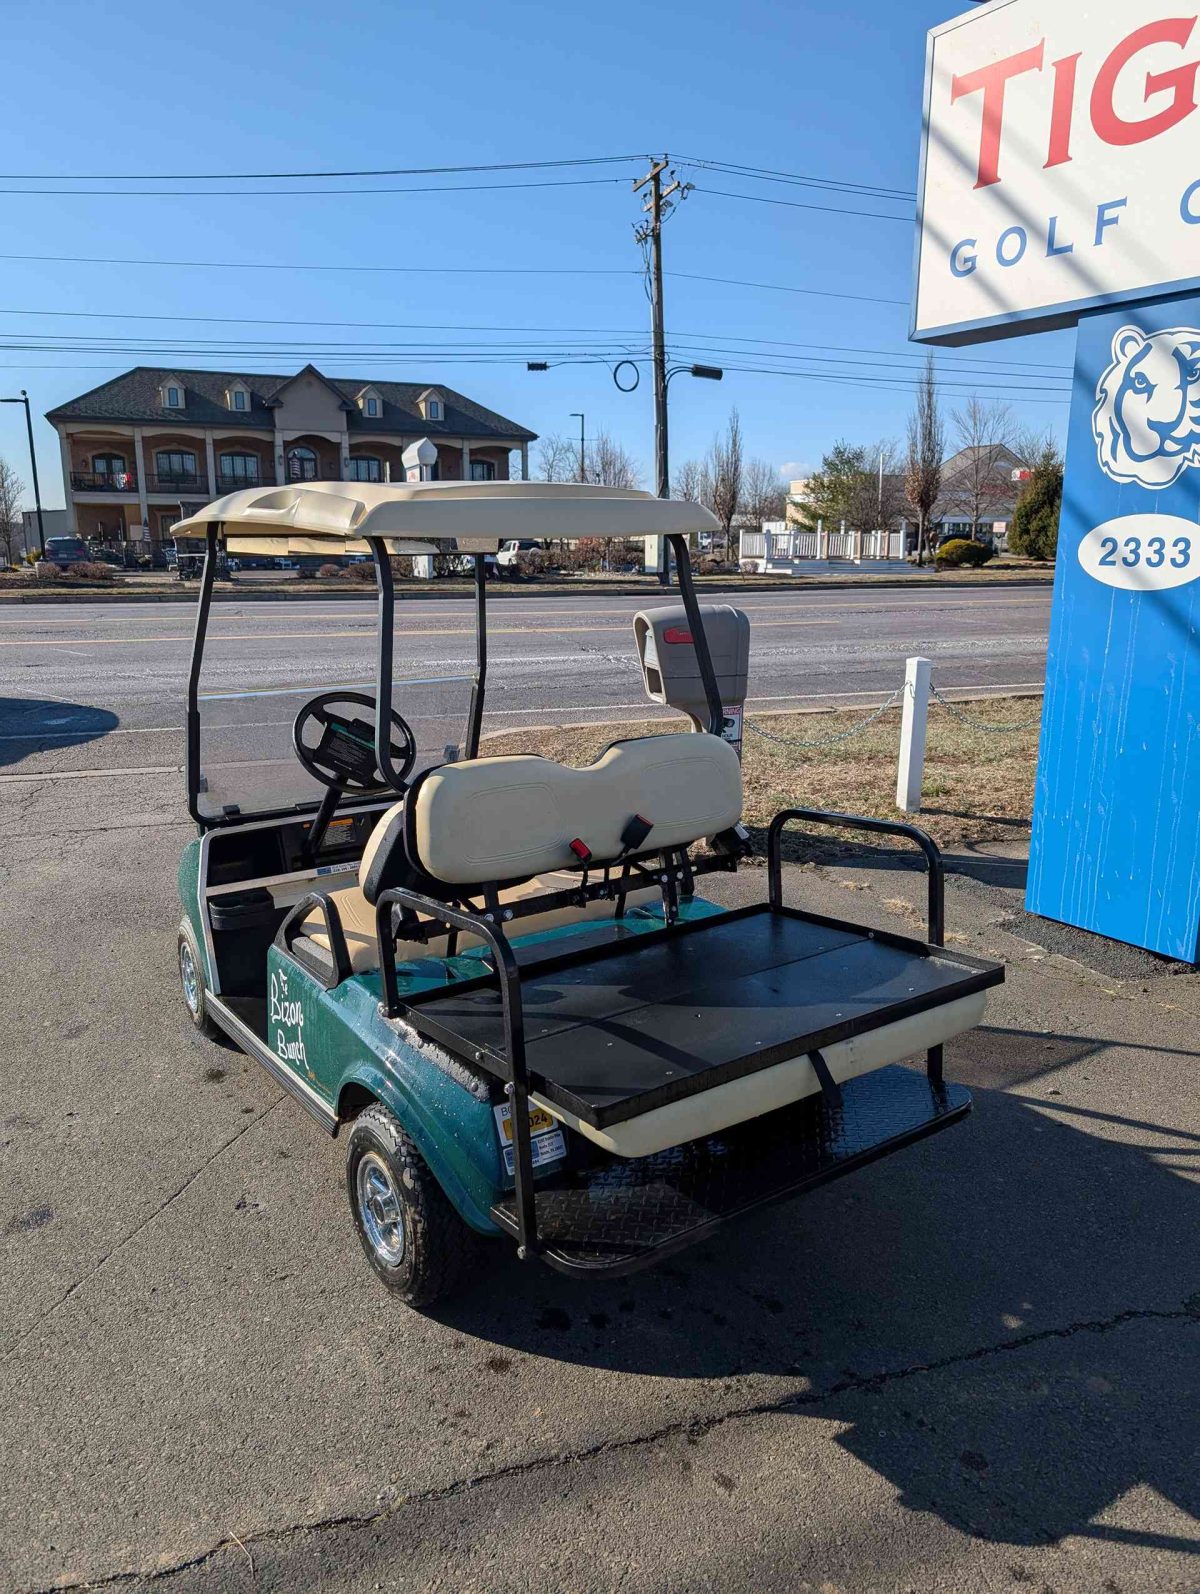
496, 538, 545, 574
42, 536, 91, 570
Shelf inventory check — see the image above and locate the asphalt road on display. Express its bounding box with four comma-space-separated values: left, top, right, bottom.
0, 585, 1051, 804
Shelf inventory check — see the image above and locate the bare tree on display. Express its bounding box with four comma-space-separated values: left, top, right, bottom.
944, 397, 1019, 540
905, 356, 945, 567
537, 428, 640, 488
738, 458, 788, 530
588, 429, 642, 489
673, 457, 711, 505
0, 457, 24, 568
706, 410, 744, 556
535, 432, 580, 483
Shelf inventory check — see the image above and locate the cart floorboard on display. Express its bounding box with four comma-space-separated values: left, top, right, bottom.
490, 1063, 970, 1273
402, 903, 1002, 1129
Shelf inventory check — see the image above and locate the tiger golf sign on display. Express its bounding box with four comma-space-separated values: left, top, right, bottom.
913, 3, 1200, 345
1026, 294, 1200, 961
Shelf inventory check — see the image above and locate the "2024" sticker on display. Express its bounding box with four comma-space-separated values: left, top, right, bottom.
1078, 516, 1199, 592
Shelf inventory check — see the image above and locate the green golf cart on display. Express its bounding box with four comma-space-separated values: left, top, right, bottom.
175, 480, 1003, 1306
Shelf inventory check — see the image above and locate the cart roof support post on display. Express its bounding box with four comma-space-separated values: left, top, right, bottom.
185, 523, 220, 827
665, 533, 723, 735
464, 552, 488, 760
368, 536, 408, 793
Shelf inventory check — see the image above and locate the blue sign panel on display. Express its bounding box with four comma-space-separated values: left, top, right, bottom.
1027, 293, 1200, 962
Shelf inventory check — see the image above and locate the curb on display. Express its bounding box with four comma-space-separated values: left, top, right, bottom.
0, 574, 1056, 606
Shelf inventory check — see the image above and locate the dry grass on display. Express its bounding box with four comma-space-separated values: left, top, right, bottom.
481, 695, 1042, 852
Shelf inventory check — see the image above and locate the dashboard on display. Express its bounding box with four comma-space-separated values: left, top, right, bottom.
206, 804, 388, 889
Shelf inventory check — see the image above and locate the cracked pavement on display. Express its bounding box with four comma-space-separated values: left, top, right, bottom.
3, 651, 1200, 1592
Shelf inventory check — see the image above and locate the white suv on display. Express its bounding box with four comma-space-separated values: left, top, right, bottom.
496, 538, 545, 571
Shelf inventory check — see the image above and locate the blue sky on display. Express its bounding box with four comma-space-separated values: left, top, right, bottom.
0, 0, 1073, 509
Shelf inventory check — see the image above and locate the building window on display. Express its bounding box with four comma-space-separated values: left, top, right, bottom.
155, 449, 198, 484
164, 385, 184, 409
365, 397, 379, 417
348, 456, 382, 482
219, 452, 260, 484
470, 459, 496, 481
92, 452, 127, 477
287, 445, 318, 481
427, 398, 441, 421
231, 388, 249, 412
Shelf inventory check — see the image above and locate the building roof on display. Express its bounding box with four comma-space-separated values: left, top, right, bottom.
46, 365, 537, 442
941, 443, 1026, 477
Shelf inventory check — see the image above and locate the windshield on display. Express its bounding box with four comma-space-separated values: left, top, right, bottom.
194, 600, 473, 821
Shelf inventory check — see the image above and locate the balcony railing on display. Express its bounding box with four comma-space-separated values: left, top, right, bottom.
215, 472, 276, 494
284, 468, 343, 483
146, 472, 210, 495
71, 471, 137, 493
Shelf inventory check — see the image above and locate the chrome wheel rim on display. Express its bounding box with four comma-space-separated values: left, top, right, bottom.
180, 940, 200, 1016
357, 1152, 406, 1265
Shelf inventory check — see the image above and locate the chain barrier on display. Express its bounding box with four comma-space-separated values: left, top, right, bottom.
928, 679, 1043, 734
745, 685, 904, 751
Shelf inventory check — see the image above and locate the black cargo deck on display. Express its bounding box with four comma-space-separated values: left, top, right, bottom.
489, 1064, 971, 1273
402, 904, 1004, 1129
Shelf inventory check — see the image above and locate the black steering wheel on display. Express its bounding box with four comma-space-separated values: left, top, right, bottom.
292, 691, 417, 795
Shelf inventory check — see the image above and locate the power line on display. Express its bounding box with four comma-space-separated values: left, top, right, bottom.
0, 154, 648, 181
674, 154, 916, 202
0, 251, 915, 309
667, 269, 907, 306
715, 364, 1071, 404
0, 176, 627, 198
695, 186, 914, 222
0, 305, 1071, 371
0, 250, 639, 278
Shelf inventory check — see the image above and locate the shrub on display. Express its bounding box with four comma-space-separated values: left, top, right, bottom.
34, 560, 60, 580
317, 562, 342, 578
1009, 454, 1063, 560
514, 549, 548, 578
65, 562, 116, 581
935, 537, 995, 570
348, 560, 376, 583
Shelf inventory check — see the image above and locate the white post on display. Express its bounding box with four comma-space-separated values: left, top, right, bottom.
817, 516, 827, 559
896, 656, 932, 813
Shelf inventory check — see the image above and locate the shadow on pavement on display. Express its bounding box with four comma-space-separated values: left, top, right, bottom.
0, 696, 118, 768
425, 1026, 1200, 1552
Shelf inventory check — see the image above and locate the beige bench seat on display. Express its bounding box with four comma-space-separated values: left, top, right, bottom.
302, 873, 658, 974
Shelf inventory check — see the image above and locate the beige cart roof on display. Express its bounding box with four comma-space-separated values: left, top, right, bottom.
172, 479, 720, 555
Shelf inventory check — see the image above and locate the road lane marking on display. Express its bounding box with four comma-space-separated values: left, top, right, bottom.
0, 618, 848, 647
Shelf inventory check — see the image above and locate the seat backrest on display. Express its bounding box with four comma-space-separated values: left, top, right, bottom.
359, 733, 742, 900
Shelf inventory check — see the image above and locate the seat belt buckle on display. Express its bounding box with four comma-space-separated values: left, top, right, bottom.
620, 814, 654, 852
569, 838, 592, 863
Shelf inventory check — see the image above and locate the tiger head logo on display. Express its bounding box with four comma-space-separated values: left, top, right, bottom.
1093, 325, 1200, 490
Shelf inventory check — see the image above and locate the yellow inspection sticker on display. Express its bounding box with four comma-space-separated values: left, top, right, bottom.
493, 1102, 566, 1175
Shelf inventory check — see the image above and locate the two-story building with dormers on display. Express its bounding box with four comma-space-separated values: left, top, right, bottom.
46, 364, 537, 546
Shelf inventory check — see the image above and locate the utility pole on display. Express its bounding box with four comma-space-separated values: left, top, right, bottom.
634, 157, 689, 585
570, 412, 586, 482
0, 389, 44, 555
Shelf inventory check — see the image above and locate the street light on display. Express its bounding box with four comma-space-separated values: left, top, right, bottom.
0, 389, 45, 555
569, 412, 586, 483
656, 363, 723, 585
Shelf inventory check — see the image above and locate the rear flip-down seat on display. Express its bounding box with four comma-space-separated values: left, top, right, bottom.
403, 903, 1003, 1158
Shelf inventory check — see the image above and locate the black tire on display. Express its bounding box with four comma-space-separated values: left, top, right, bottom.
178, 920, 221, 1039
345, 1102, 480, 1306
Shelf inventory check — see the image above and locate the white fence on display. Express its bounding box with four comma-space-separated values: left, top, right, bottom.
741, 520, 907, 568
